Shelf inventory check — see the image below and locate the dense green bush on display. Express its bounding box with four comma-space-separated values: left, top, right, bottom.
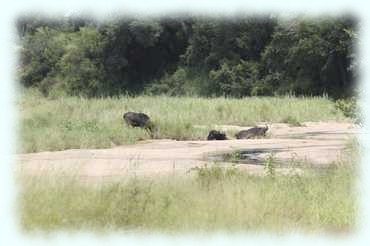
17, 15, 357, 98
58, 27, 106, 97
251, 73, 282, 96
145, 68, 190, 96
208, 60, 259, 97
260, 18, 356, 98
18, 27, 69, 87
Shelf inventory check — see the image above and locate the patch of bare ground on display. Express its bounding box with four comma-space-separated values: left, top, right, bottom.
17, 122, 359, 181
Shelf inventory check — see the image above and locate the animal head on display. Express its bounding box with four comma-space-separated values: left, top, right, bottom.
261, 125, 269, 136
207, 130, 227, 140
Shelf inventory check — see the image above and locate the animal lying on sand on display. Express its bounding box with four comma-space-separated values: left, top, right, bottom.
207, 130, 227, 140
235, 126, 269, 139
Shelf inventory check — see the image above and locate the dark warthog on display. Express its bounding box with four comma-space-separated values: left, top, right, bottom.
123, 112, 155, 135
235, 125, 268, 139
207, 130, 227, 140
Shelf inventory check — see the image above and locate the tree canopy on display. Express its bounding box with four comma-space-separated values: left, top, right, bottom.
17, 14, 357, 98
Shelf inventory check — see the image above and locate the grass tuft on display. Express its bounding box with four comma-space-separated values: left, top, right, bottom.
281, 115, 304, 127
18, 89, 348, 153
18, 162, 356, 233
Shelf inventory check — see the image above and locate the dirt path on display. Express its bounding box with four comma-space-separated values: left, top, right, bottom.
17, 122, 358, 179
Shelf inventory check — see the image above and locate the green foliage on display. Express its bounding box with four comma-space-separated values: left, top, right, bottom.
19, 89, 347, 153
209, 60, 259, 97
17, 15, 357, 98
261, 17, 356, 98
58, 27, 106, 97
183, 16, 277, 70
264, 153, 276, 176
252, 72, 287, 96
227, 151, 243, 163
335, 97, 360, 124
18, 27, 69, 88
145, 68, 190, 96
19, 162, 356, 232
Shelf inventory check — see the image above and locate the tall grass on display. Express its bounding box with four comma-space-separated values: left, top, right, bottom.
18, 163, 356, 233
19, 88, 347, 153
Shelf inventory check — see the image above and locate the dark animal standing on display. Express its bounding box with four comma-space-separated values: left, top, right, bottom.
207, 130, 227, 140
235, 126, 269, 139
123, 111, 155, 136
123, 112, 151, 128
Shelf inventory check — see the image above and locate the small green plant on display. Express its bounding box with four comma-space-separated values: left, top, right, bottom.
227, 151, 243, 163
264, 152, 276, 176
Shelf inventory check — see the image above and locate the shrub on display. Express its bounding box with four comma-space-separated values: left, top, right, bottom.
264, 152, 276, 176
19, 27, 68, 88
145, 68, 189, 96
58, 27, 106, 97
208, 60, 259, 97
335, 97, 360, 124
